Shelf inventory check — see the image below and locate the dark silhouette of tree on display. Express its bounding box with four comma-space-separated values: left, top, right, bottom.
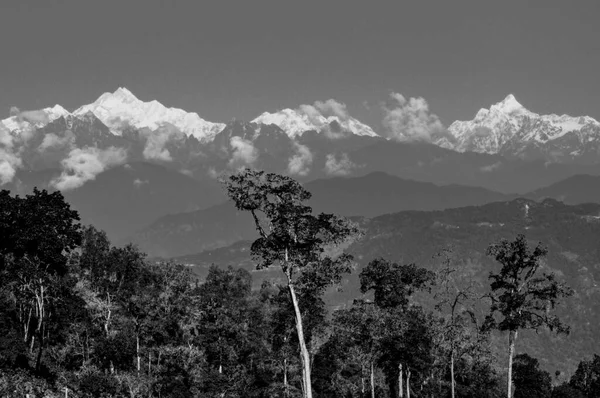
484, 234, 573, 398
513, 353, 552, 398
222, 169, 361, 398
568, 354, 600, 397
0, 188, 81, 372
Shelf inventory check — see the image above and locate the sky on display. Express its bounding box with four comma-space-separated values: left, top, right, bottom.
1, 0, 599, 128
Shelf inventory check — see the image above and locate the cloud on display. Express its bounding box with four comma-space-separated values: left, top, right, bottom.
0, 126, 22, 185
50, 146, 127, 191
38, 131, 75, 152
297, 99, 351, 131
324, 153, 356, 176
0, 149, 22, 185
314, 99, 350, 121
480, 162, 502, 173
288, 142, 313, 176
18, 109, 50, 125
207, 167, 220, 179
140, 125, 185, 162
133, 178, 148, 188
229, 136, 258, 168
382, 92, 444, 142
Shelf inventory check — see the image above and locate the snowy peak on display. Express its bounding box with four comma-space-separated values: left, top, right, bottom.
74, 88, 225, 141
437, 94, 600, 161
1, 104, 71, 133
252, 108, 378, 139
490, 94, 528, 115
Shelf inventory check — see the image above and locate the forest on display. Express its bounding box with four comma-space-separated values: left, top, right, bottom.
0, 170, 599, 398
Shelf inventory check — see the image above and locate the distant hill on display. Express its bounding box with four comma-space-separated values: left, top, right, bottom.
129, 172, 511, 257
526, 174, 600, 204
64, 162, 225, 240
305, 171, 511, 217
175, 199, 600, 377
128, 201, 256, 259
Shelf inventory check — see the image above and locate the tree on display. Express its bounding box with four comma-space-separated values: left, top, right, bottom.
333, 300, 389, 398
484, 234, 573, 398
434, 247, 489, 398
512, 353, 552, 398
0, 188, 82, 371
359, 257, 436, 398
568, 354, 600, 397
223, 169, 361, 398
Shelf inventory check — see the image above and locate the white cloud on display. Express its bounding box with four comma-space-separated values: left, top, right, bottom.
480, 162, 502, 173
50, 146, 127, 191
0, 126, 22, 185
324, 153, 356, 176
382, 92, 444, 142
133, 178, 148, 188
229, 136, 258, 168
207, 167, 220, 179
38, 131, 75, 152
0, 151, 21, 185
297, 99, 351, 130
314, 99, 350, 121
140, 125, 185, 162
288, 142, 313, 176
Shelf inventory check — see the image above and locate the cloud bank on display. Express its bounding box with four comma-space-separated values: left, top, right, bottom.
324, 153, 356, 176
38, 130, 75, 152
298, 99, 350, 127
50, 146, 127, 191
287, 142, 313, 176
382, 92, 444, 142
229, 136, 258, 168
140, 125, 185, 162
0, 126, 23, 185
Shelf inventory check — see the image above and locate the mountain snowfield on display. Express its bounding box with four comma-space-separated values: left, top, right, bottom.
252, 108, 378, 138
72, 88, 226, 142
2, 88, 600, 164
1, 104, 70, 132
1, 87, 378, 141
436, 94, 600, 160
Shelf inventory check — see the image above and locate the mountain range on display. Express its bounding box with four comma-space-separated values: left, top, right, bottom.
2, 89, 600, 193
4, 87, 600, 251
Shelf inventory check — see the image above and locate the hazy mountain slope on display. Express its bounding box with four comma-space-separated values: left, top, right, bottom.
349, 140, 600, 193
128, 173, 510, 257
63, 162, 225, 240
132, 172, 510, 258
127, 201, 257, 259
526, 174, 600, 204
305, 171, 511, 217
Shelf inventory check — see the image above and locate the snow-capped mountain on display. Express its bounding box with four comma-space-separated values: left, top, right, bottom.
73, 88, 225, 142
1, 104, 70, 133
252, 108, 378, 138
435, 94, 600, 162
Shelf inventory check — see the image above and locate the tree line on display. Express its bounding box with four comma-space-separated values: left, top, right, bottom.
0, 170, 596, 397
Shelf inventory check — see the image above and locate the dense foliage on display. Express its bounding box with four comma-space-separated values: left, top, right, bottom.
0, 183, 593, 397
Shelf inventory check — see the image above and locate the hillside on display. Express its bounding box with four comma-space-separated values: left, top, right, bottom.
129, 172, 511, 257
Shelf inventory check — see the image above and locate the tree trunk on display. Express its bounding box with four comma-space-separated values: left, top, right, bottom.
450, 352, 455, 398
370, 361, 375, 398
284, 357, 288, 397
399, 363, 403, 398
507, 330, 517, 398
362, 364, 365, 396
136, 334, 141, 373
287, 280, 313, 398
406, 368, 411, 398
